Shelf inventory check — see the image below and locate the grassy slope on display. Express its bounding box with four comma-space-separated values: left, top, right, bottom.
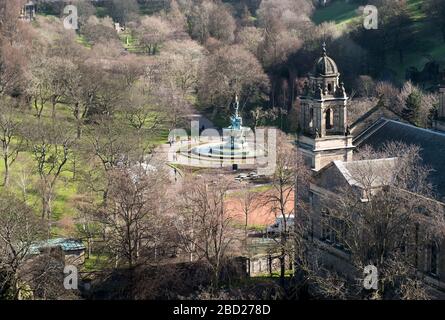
0, 104, 169, 238
0, 109, 80, 237
312, 0, 359, 26
312, 0, 445, 81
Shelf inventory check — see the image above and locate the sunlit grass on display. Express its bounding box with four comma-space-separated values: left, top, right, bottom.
82, 253, 112, 272
312, 0, 359, 25
312, 0, 445, 83
0, 102, 168, 238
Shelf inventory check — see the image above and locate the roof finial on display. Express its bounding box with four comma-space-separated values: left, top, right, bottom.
235, 94, 239, 117
322, 41, 327, 56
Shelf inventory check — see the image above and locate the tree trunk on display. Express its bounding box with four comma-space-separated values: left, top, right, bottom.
42, 190, 52, 237
42, 195, 47, 220
280, 250, 285, 285
244, 214, 248, 253
280, 233, 286, 285
72, 155, 76, 181
74, 103, 82, 139
47, 194, 53, 237
3, 154, 9, 187
87, 238, 92, 259
51, 99, 56, 119
76, 124, 82, 139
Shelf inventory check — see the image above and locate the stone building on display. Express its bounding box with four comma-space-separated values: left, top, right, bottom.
297, 44, 445, 296
20, 1, 37, 21
297, 43, 354, 171
30, 238, 86, 267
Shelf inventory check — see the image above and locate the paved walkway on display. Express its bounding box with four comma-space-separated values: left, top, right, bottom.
188, 113, 216, 130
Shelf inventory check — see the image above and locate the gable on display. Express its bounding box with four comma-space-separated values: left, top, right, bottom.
314, 162, 350, 191
350, 104, 403, 139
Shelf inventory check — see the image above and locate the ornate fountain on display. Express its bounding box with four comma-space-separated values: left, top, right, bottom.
183, 96, 265, 164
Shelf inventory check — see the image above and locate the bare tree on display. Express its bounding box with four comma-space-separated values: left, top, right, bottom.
238, 185, 260, 253
0, 96, 25, 186
198, 45, 270, 118
263, 131, 311, 284
82, 16, 119, 46
133, 16, 172, 55
85, 116, 140, 170
236, 26, 264, 55
28, 54, 52, 118
123, 79, 165, 161
0, 0, 29, 96
46, 57, 70, 119
25, 120, 74, 233
0, 192, 44, 299
187, 0, 236, 44
82, 117, 134, 205
160, 39, 205, 98
177, 174, 240, 288
64, 61, 103, 138
96, 166, 169, 268
74, 194, 102, 260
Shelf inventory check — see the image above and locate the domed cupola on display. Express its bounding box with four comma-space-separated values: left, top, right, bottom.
302, 43, 343, 99
315, 43, 339, 76
296, 42, 354, 172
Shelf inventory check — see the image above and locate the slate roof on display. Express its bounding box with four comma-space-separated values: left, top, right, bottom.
333, 158, 398, 189
30, 238, 85, 255
355, 118, 445, 201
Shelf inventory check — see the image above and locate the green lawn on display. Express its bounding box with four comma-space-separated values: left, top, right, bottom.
82, 253, 112, 272
255, 270, 294, 278
312, 0, 445, 82
0, 102, 169, 238
76, 34, 92, 48
385, 0, 445, 81
312, 0, 359, 25
0, 151, 80, 237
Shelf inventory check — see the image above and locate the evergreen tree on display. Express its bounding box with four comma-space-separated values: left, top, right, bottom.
403, 91, 422, 126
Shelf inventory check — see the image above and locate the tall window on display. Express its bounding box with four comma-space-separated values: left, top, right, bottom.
321, 208, 333, 242
325, 108, 334, 129
429, 242, 439, 276
321, 208, 347, 250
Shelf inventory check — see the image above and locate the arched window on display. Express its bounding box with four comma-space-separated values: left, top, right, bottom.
309, 108, 314, 128
327, 83, 332, 93
325, 108, 334, 129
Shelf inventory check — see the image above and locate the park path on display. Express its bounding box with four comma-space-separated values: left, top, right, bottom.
153, 110, 217, 185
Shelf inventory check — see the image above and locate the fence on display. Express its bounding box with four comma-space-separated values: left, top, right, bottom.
247, 253, 290, 276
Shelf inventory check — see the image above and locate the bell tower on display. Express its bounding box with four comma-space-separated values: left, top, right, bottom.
297, 43, 354, 171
